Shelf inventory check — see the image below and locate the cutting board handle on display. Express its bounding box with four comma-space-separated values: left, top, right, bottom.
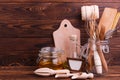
58, 19, 75, 30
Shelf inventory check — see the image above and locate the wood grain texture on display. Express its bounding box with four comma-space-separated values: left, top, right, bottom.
0, 0, 120, 3
0, 38, 53, 51
0, 66, 119, 80
0, 20, 83, 38
0, 51, 38, 66
0, 3, 119, 20
0, 0, 119, 66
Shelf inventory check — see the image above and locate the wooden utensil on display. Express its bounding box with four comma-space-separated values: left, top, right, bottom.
98, 8, 117, 35
99, 25, 106, 40
111, 12, 120, 30
53, 19, 80, 59
104, 12, 120, 40
97, 43, 108, 72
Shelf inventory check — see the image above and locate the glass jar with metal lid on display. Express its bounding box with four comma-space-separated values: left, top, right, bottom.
37, 47, 66, 69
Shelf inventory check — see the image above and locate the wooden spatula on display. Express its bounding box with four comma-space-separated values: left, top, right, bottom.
53, 19, 80, 59
98, 8, 117, 35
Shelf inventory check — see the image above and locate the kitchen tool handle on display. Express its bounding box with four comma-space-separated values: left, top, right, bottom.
54, 69, 70, 74
92, 43, 102, 74
97, 45, 108, 72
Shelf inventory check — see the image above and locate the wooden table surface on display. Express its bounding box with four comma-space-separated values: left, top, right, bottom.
0, 66, 119, 80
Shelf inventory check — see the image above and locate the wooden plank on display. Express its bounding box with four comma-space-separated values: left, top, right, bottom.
0, 3, 119, 20
0, 66, 119, 80
110, 54, 120, 65
0, 19, 82, 38
0, 20, 56, 38
0, 19, 119, 39
0, 51, 38, 66
1, 66, 119, 73
0, 0, 120, 3
0, 38, 53, 51
0, 50, 119, 66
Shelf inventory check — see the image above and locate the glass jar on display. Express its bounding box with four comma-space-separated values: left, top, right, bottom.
37, 47, 66, 70
100, 40, 111, 65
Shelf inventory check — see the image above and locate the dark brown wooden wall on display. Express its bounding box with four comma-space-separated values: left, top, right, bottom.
0, 0, 120, 66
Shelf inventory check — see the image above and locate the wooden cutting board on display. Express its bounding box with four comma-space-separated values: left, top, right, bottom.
98, 8, 117, 36
53, 19, 80, 59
